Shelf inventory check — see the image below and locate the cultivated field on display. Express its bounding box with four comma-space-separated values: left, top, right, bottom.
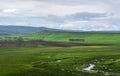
0, 31, 120, 76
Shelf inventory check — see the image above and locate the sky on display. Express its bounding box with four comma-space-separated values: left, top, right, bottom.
0, 0, 120, 31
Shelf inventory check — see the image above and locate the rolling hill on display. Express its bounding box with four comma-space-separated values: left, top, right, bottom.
0, 25, 54, 36
23, 30, 120, 45
0, 27, 120, 76
0, 25, 120, 36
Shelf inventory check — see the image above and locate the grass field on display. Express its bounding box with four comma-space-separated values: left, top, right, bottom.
0, 31, 120, 76
23, 31, 120, 45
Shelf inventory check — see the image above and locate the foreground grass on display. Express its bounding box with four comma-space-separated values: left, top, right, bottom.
0, 32, 120, 76
0, 45, 120, 76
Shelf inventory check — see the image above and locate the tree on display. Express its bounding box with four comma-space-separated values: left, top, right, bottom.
17, 36, 24, 46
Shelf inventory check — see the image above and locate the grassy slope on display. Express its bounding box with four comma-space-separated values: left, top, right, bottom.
24, 31, 120, 45
0, 31, 120, 76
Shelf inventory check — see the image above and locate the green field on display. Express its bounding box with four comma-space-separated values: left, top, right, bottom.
0, 31, 120, 76
23, 31, 120, 44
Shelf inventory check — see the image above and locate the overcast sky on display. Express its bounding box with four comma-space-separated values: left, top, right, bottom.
0, 0, 120, 31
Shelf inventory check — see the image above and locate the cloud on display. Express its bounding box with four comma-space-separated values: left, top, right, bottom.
59, 21, 119, 31
0, 0, 107, 17
2, 8, 17, 13
0, 0, 120, 31
65, 12, 107, 21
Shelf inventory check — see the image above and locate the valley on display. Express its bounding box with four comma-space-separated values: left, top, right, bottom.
0, 30, 120, 76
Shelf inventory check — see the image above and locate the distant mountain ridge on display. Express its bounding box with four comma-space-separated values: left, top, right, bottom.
0, 25, 55, 36
0, 25, 120, 36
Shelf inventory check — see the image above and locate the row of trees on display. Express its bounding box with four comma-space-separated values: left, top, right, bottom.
69, 38, 85, 42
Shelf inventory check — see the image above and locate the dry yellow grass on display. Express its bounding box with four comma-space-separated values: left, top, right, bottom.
71, 46, 106, 49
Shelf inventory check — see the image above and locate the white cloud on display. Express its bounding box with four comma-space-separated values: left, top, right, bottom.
0, 0, 120, 31
59, 21, 119, 31
0, 0, 107, 17
2, 8, 17, 13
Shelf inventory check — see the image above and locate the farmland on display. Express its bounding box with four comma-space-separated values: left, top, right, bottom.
0, 31, 120, 76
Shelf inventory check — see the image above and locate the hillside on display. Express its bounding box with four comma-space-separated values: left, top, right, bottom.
23, 31, 120, 45
0, 31, 120, 76
0, 30, 120, 76
0, 25, 53, 36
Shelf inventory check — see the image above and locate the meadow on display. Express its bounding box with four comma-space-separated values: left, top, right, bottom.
0, 31, 120, 76
24, 31, 120, 44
